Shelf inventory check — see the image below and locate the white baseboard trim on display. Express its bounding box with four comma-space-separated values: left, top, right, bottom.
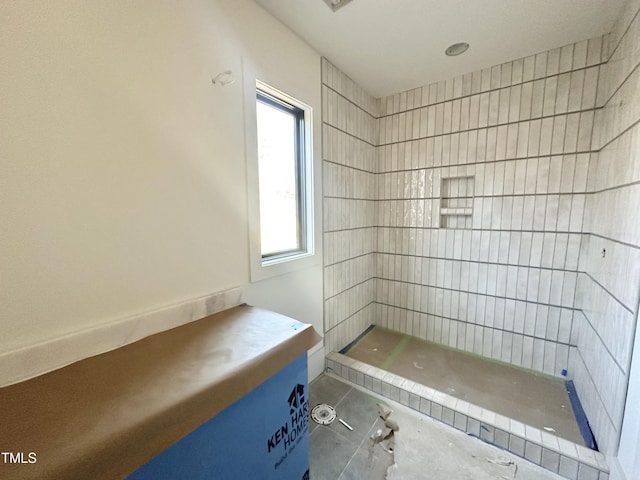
0, 287, 242, 387
308, 342, 326, 382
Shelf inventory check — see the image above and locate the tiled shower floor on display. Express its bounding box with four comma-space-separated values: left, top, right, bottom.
327, 326, 609, 479
344, 326, 584, 445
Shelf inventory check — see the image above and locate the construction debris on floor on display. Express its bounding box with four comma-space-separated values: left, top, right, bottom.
309, 373, 565, 480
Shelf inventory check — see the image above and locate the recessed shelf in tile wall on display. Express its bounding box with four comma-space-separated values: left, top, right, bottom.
440, 207, 473, 216
440, 175, 475, 229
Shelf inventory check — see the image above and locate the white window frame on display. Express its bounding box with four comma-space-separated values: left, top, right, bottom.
256, 86, 308, 262
244, 67, 315, 282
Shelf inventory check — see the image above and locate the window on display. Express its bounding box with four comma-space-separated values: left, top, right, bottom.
245, 77, 315, 274
243, 67, 316, 282
256, 89, 307, 260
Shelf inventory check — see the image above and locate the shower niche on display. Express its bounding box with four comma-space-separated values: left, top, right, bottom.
439, 175, 475, 229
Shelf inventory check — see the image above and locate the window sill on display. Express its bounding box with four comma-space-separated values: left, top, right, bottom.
252, 249, 319, 283
262, 250, 313, 267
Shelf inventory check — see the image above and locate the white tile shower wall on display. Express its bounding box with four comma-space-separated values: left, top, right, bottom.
374, 37, 604, 378
322, 58, 379, 354
321, 11, 640, 458
571, 1, 640, 456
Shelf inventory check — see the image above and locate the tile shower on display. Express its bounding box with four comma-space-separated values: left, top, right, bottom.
322, 0, 640, 462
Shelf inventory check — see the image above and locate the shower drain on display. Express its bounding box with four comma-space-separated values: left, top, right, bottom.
310, 404, 337, 425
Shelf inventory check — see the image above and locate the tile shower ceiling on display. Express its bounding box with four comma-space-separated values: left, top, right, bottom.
254, 0, 626, 97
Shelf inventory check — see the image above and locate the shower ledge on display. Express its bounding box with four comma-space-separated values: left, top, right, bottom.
325, 351, 609, 480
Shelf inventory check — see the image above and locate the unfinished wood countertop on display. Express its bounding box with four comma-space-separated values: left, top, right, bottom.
0, 305, 320, 480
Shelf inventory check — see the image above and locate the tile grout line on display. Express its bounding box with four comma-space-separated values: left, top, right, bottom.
326, 353, 609, 479
335, 416, 383, 480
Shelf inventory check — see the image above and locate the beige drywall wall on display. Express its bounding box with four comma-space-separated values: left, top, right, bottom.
0, 0, 323, 378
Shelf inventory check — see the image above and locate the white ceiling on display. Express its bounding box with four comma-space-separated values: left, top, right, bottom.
254, 0, 627, 98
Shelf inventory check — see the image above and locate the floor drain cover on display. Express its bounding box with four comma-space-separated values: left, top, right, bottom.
311, 404, 337, 425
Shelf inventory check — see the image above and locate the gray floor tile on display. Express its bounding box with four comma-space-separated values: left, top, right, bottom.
309, 373, 567, 480
327, 387, 382, 439
310, 373, 352, 408
310, 374, 353, 434
338, 434, 394, 480
309, 426, 360, 480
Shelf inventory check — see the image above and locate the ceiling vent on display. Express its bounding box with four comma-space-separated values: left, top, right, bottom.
445, 42, 470, 56
323, 0, 353, 12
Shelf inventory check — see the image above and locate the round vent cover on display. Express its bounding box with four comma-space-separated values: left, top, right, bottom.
311, 404, 337, 425
445, 42, 470, 56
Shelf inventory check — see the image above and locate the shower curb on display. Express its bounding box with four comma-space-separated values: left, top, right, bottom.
326, 352, 609, 480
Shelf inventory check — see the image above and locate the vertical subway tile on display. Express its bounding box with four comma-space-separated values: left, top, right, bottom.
578, 463, 600, 480
524, 441, 543, 465
467, 417, 481, 437
323, 38, 633, 442
560, 456, 580, 480
509, 435, 526, 457
454, 412, 467, 431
